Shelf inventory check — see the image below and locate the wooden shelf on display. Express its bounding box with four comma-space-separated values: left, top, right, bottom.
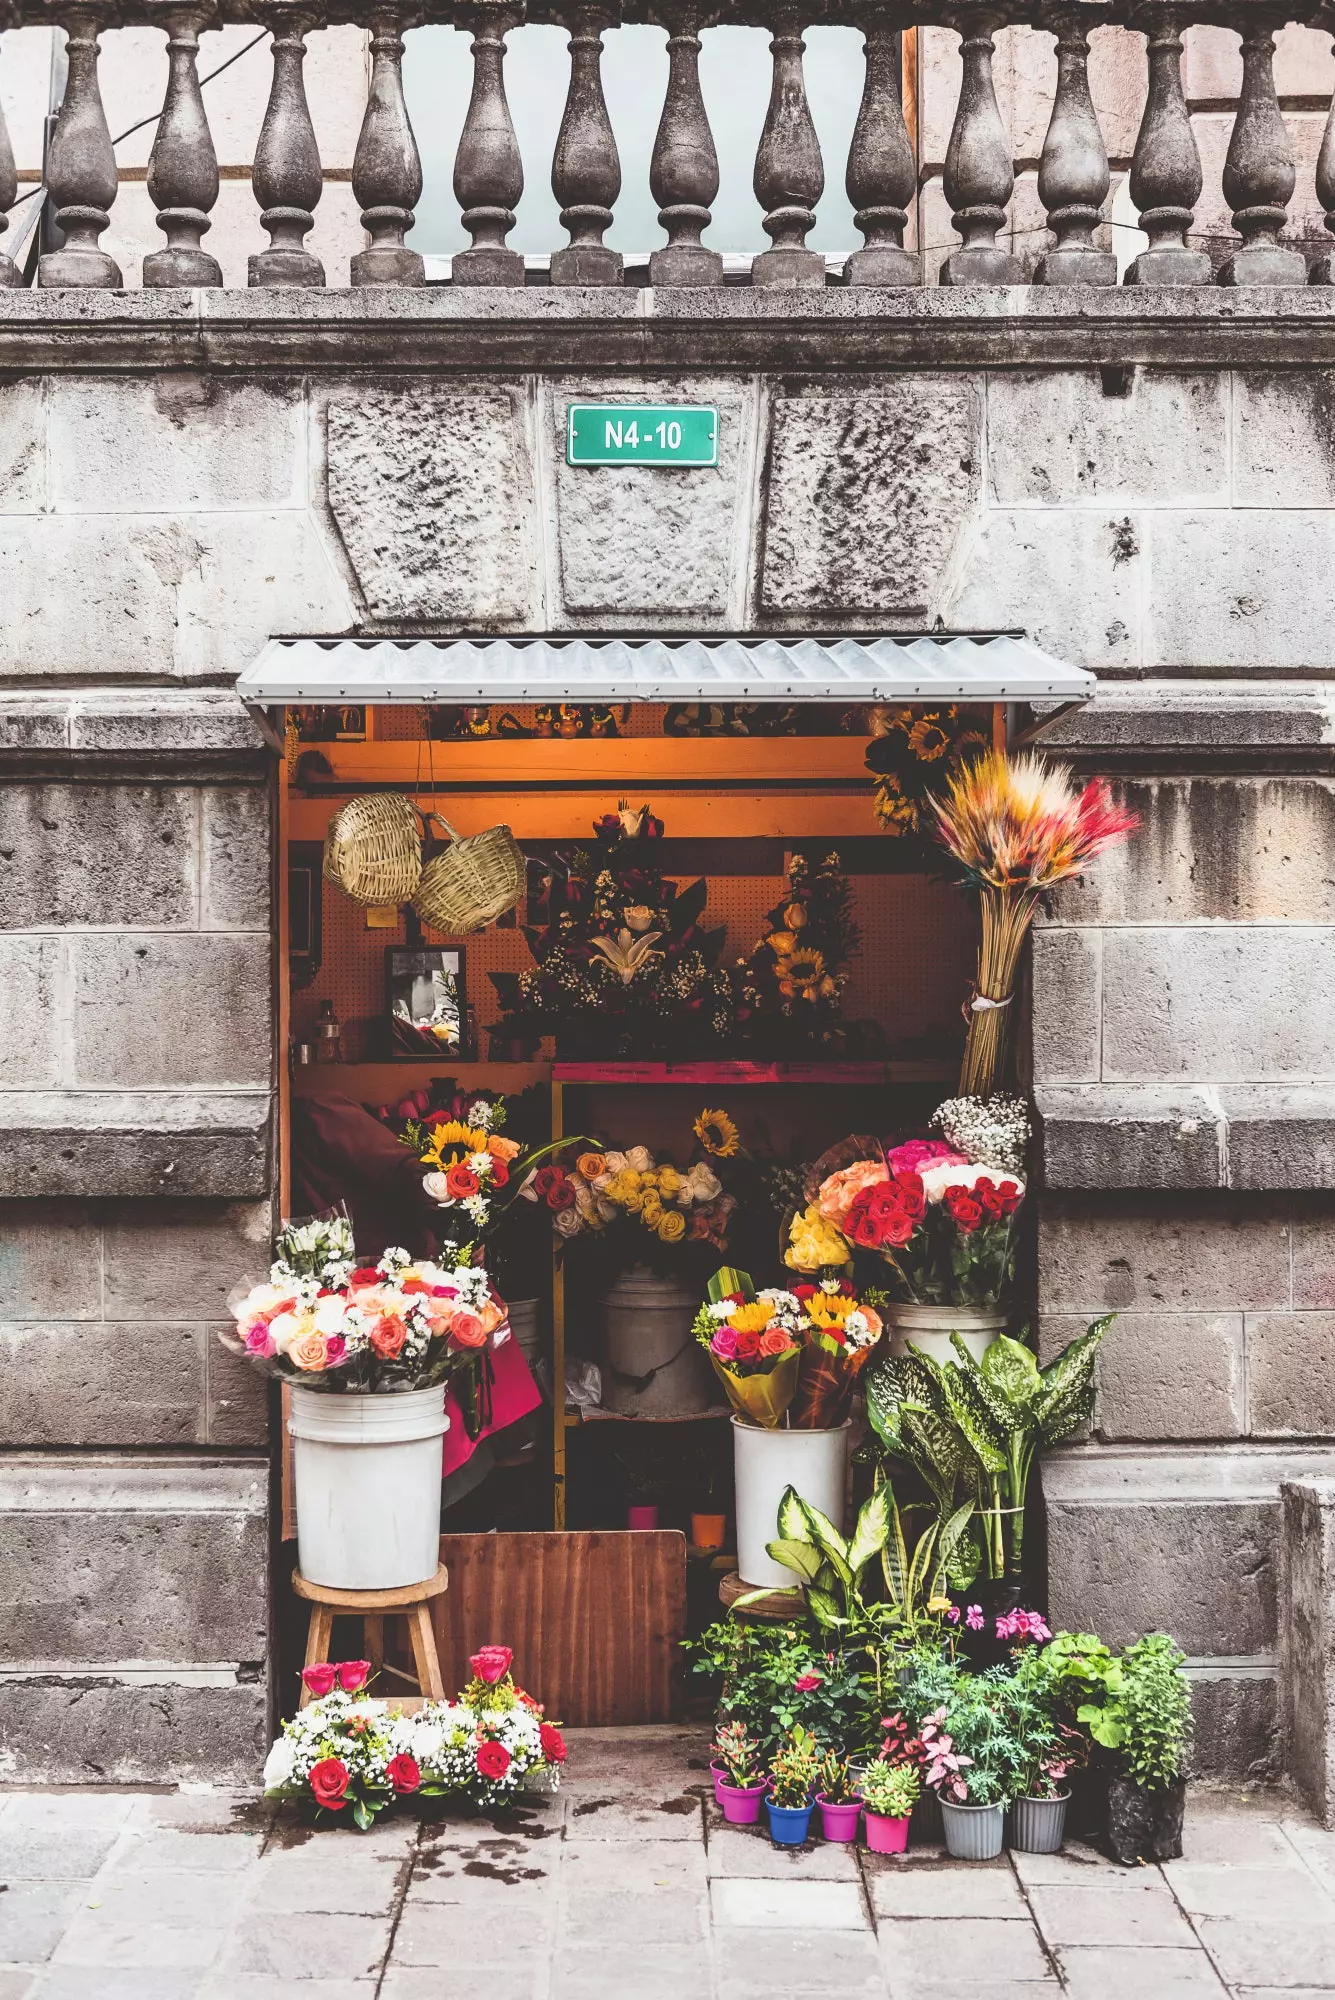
552, 1060, 954, 1085
290, 792, 882, 843
299, 738, 871, 788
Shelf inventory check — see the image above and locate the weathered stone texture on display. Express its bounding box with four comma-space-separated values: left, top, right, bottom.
1037, 1085, 1226, 1192
0, 1678, 269, 1786
1145, 512, 1335, 672
0, 375, 46, 513
552, 378, 751, 620
1293, 1212, 1335, 1309
206, 1331, 270, 1447
327, 384, 537, 624
1030, 928, 1100, 1084
47, 377, 304, 514
0, 936, 60, 1086
1102, 928, 1335, 1084
1249, 1314, 1335, 1436
0, 1321, 205, 1446
1189, 1673, 1282, 1786
1279, 1480, 1335, 1822
987, 372, 1228, 508
1038, 1200, 1291, 1315
102, 1200, 272, 1321
201, 787, 272, 932
760, 378, 977, 616
1041, 1311, 1244, 1442
72, 934, 271, 1089
944, 509, 1142, 670
0, 784, 198, 930
1235, 373, 1335, 509
0, 1201, 103, 1320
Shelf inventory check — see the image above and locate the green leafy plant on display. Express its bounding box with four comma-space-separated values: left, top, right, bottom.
768, 1724, 821, 1808
922, 1673, 1031, 1807
1001, 1645, 1085, 1800
760, 1482, 895, 1635
879, 1474, 975, 1637
1092, 1634, 1193, 1792
682, 1618, 868, 1759
816, 1748, 858, 1804
712, 1719, 764, 1790
862, 1759, 920, 1820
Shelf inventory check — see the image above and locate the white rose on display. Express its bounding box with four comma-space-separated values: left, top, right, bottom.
267, 1310, 307, 1355
262, 1736, 296, 1790
553, 1208, 583, 1239
601, 1151, 629, 1177
688, 1165, 722, 1203
423, 1171, 452, 1204
625, 1146, 654, 1174
312, 1294, 346, 1336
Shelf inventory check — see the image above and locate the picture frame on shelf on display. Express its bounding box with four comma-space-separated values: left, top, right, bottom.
386, 946, 467, 1056
288, 841, 324, 990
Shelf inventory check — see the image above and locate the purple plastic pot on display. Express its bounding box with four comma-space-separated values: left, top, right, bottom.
718, 1779, 767, 1825
709, 1759, 728, 1804
863, 1809, 911, 1855
817, 1796, 863, 1843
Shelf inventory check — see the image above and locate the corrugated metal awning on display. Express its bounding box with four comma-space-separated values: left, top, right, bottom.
238, 634, 1095, 706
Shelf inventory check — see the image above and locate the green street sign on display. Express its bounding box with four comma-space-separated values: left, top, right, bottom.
566, 403, 718, 468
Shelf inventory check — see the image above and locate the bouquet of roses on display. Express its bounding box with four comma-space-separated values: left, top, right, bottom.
787, 1279, 886, 1429
524, 1134, 735, 1256
261, 1659, 421, 1829
693, 1267, 806, 1427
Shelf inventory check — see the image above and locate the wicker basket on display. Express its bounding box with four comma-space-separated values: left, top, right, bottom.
412, 816, 526, 934
323, 794, 423, 908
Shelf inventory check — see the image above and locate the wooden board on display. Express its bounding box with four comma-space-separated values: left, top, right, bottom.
433, 1531, 687, 1725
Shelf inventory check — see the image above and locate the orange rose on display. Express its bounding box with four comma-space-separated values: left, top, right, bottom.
575, 1151, 606, 1184
487, 1135, 522, 1162
760, 1327, 794, 1357
860, 1307, 884, 1345
288, 1329, 329, 1372
370, 1315, 407, 1360
477, 1298, 505, 1335
450, 1311, 487, 1349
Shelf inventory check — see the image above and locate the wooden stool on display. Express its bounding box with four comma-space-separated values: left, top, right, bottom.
293, 1563, 449, 1707
718, 1569, 806, 1622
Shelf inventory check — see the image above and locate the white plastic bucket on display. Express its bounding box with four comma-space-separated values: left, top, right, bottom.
732, 1418, 850, 1589
599, 1266, 714, 1416
886, 1304, 1007, 1367
289, 1384, 449, 1589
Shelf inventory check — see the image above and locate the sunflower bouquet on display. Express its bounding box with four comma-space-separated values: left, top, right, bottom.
787, 1279, 886, 1428
693, 1267, 806, 1427
864, 705, 990, 839
402, 1088, 586, 1263
735, 853, 858, 1055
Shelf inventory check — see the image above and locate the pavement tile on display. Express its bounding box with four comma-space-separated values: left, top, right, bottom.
558, 1836, 706, 1891
1006, 1844, 1126, 1884
1, 1794, 140, 1832
1026, 1879, 1197, 1948
563, 1885, 709, 1945
0, 1978, 36, 2000
1165, 1861, 1335, 1919
0, 1830, 121, 1879
1192, 1915, 1335, 1988
1179, 1814, 1306, 1869
877, 1916, 1055, 1988
214, 1911, 391, 1981
868, 1861, 1026, 1918
84, 1869, 251, 1926
127, 1794, 269, 1835
382, 1971, 543, 2000
113, 1829, 266, 1873
51, 1910, 227, 1969
705, 1825, 859, 1880
197, 1983, 378, 2000
30, 1973, 203, 1999
392, 1899, 552, 1967
561, 1795, 703, 1841
245, 1848, 411, 1915
415, 1829, 561, 1885
715, 1927, 886, 1996
549, 1943, 713, 1999
1057, 1944, 1228, 1998
1278, 1820, 1335, 1888
0, 1882, 88, 1963
710, 1878, 867, 1931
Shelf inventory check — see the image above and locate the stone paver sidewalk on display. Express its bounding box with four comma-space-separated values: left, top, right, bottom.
2, 1728, 1333, 1998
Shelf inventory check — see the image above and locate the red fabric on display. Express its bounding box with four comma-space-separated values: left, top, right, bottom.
443, 1336, 542, 1475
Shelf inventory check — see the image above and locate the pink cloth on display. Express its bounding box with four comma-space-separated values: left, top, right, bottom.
442, 1335, 542, 1476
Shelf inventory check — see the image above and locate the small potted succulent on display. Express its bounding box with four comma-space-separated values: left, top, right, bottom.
713, 1720, 767, 1825
861, 1759, 920, 1854
815, 1748, 862, 1844
766, 1724, 820, 1847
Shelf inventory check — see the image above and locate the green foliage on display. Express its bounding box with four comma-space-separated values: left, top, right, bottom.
862, 1759, 920, 1819
769, 1724, 821, 1808
712, 1719, 763, 1790
682, 1617, 869, 1759
1090, 1634, 1193, 1792
760, 1484, 891, 1634
932, 1671, 1033, 1808
816, 1747, 858, 1804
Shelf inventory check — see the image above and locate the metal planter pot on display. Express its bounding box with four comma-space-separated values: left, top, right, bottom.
1008, 1792, 1070, 1855
941, 1799, 1005, 1861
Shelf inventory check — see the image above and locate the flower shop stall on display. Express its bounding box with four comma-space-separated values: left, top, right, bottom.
234, 631, 1112, 1731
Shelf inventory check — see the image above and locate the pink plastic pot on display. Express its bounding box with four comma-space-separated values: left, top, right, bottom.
863, 1809, 911, 1854
817, 1796, 863, 1843
710, 1759, 728, 1803
718, 1779, 767, 1825
627, 1505, 659, 1530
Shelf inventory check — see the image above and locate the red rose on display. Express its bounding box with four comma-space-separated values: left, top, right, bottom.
387, 1753, 421, 1794
350, 1267, 381, 1287
976, 1180, 1004, 1219
532, 1166, 562, 1198
794, 1673, 823, 1693
994, 1178, 1022, 1215
337, 1660, 371, 1693
946, 1188, 984, 1232
539, 1723, 567, 1765
301, 1662, 336, 1698
476, 1738, 512, 1780
733, 1328, 762, 1362
370, 1315, 407, 1359
892, 1170, 926, 1221
309, 1756, 350, 1809
470, 1645, 514, 1685
446, 1163, 480, 1200
490, 1159, 509, 1189
547, 1179, 577, 1212
792, 1285, 816, 1302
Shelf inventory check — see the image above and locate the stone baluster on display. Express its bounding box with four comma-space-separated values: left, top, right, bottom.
940, 7, 1021, 285
1218, 13, 1303, 286
550, 6, 622, 286
250, 12, 324, 287
649, 4, 721, 287
144, 9, 221, 287
753, 5, 824, 287
844, 14, 918, 285
1124, 5, 1209, 285
1034, 10, 1114, 285
453, 5, 523, 285
351, 6, 424, 285
0, 44, 21, 288
39, 6, 121, 289
1311, 38, 1335, 284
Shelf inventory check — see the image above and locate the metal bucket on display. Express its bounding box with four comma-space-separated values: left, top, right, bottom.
289, 1384, 447, 1589
885, 1303, 1008, 1367
598, 1266, 714, 1415
941, 1800, 1005, 1861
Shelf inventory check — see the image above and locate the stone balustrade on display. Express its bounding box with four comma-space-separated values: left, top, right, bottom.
0, 2, 1332, 291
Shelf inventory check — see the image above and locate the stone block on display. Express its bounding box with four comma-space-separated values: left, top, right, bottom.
1031, 928, 1101, 1084
1088, 24, 1146, 162
1279, 1479, 1335, 1823
1236, 373, 1335, 509
1035, 680, 1335, 759
205, 1332, 269, 1447
1039, 1311, 1244, 1442
1145, 512, 1335, 672
0, 936, 60, 1086
0, 1321, 204, 1446
200, 787, 271, 932
0, 1678, 268, 1786
1187, 1671, 1281, 1785
326, 383, 537, 625
0, 512, 354, 682
943, 509, 1142, 672
0, 374, 46, 513
760, 376, 978, 617
1249, 1314, 1335, 1436
1102, 927, 1335, 1084
0, 1091, 271, 1199
48, 377, 304, 514
1037, 1199, 1290, 1314
1292, 1212, 1335, 1309
551, 377, 752, 621
1224, 1089, 1335, 1191
103, 1200, 271, 1321
0, 1455, 267, 1663
0, 701, 69, 751
1048, 778, 1335, 927
987, 372, 1227, 509
0, 1200, 103, 1319
69, 691, 264, 757
72, 935, 271, 1089
0, 783, 198, 929
1037, 1086, 1225, 1192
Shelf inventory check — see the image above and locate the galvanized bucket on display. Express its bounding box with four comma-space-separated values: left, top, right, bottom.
1008, 1792, 1069, 1855
941, 1799, 1005, 1861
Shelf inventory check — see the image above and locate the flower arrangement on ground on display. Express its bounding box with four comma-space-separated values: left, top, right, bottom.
524, 1133, 735, 1262
734, 852, 860, 1055
224, 1216, 509, 1389
693, 1267, 807, 1426
932, 749, 1138, 1095
786, 1279, 886, 1428
864, 704, 990, 839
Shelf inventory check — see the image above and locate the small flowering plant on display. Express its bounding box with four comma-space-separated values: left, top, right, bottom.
262, 1661, 415, 1830
713, 1719, 764, 1791
768, 1723, 821, 1808
693, 1268, 807, 1427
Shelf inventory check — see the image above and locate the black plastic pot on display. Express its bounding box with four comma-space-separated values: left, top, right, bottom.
1104, 1776, 1186, 1865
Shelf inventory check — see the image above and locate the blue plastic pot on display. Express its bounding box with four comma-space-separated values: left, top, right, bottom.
766, 1796, 814, 1847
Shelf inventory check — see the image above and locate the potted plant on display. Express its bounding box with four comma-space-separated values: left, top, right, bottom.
815, 1749, 862, 1843
766, 1724, 820, 1847
1001, 1644, 1081, 1855
861, 1759, 920, 1854
682, 1616, 869, 1765
1067, 1632, 1193, 1864
712, 1720, 767, 1824
921, 1684, 1025, 1861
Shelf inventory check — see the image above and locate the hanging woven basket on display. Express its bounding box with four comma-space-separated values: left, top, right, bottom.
323, 793, 423, 908
412, 816, 526, 935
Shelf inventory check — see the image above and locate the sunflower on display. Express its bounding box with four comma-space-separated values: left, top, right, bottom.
420, 1121, 490, 1170
808, 1291, 857, 1329
908, 716, 951, 762
777, 947, 826, 1000
727, 1301, 774, 1334
694, 1108, 740, 1158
